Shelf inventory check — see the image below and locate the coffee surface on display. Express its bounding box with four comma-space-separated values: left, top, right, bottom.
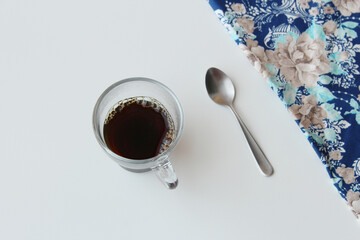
103, 97, 174, 159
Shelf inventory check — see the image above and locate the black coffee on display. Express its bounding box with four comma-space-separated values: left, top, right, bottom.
103, 97, 175, 159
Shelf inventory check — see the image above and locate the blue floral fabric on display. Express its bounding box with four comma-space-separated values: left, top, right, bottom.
208, 0, 360, 218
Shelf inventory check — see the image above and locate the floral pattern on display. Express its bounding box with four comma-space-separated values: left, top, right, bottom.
289, 95, 328, 129
209, 0, 360, 219
267, 32, 331, 88
332, 0, 360, 16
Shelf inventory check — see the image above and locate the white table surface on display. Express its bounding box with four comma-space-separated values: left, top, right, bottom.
1, 0, 359, 239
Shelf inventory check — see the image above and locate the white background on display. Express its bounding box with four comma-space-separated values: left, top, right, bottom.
1, 0, 359, 239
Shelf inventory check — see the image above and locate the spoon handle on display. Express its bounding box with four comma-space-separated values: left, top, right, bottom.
229, 105, 274, 176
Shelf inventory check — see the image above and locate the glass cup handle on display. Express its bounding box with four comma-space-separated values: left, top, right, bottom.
151, 156, 178, 189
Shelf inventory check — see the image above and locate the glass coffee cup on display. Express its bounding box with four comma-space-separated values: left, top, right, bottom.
92, 78, 184, 189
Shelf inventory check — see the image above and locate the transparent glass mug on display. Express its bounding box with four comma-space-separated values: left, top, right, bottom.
92, 78, 184, 189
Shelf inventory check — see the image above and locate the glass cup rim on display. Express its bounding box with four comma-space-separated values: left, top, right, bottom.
92, 77, 184, 164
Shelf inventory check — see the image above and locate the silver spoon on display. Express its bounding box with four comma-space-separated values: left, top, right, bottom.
205, 67, 274, 176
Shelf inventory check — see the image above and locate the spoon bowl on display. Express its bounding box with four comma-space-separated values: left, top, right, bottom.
205, 67, 235, 106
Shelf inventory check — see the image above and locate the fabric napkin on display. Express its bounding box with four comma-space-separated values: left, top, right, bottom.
207, 0, 360, 219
